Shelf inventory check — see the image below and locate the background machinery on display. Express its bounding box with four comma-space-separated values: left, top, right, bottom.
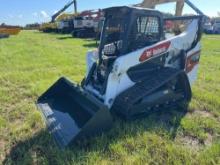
52, 0, 77, 23
0, 24, 21, 39
40, 0, 104, 38
212, 18, 220, 34
40, 0, 76, 33
37, 0, 205, 148
56, 0, 78, 34
71, 9, 103, 38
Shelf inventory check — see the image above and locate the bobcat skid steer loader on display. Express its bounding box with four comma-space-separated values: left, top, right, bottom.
37, 4, 204, 148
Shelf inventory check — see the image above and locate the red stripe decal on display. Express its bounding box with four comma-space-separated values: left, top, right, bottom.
185, 50, 201, 73
139, 41, 171, 62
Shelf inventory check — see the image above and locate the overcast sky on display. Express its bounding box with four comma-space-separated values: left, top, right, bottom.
0, 0, 219, 26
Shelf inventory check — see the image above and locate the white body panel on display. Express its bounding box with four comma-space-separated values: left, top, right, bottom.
185, 43, 201, 84
85, 19, 201, 108
86, 49, 98, 76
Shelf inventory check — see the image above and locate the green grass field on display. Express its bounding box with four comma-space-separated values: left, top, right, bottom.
0, 31, 219, 165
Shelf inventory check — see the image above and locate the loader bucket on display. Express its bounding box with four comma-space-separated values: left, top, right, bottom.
37, 77, 113, 148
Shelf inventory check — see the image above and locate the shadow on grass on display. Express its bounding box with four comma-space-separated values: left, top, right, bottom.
37, 31, 58, 35
56, 36, 73, 40
56, 36, 96, 41
3, 106, 188, 164
82, 42, 98, 48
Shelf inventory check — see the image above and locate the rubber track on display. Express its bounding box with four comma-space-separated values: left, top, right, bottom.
112, 67, 183, 116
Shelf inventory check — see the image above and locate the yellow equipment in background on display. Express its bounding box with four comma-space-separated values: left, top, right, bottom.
39, 22, 58, 33
56, 13, 76, 21
0, 25, 21, 35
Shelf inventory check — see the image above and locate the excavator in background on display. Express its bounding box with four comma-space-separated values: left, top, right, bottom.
37, 0, 205, 148
40, 0, 103, 38
52, 0, 77, 23
40, 0, 76, 33
56, 0, 78, 34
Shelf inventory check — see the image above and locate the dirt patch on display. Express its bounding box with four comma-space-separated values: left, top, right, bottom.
0, 140, 4, 147
183, 110, 215, 146
194, 110, 213, 118
206, 37, 220, 40
0, 140, 6, 162
204, 133, 213, 146
186, 109, 214, 119
177, 135, 200, 150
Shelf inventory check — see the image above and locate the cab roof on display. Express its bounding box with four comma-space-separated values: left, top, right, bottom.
103, 6, 162, 17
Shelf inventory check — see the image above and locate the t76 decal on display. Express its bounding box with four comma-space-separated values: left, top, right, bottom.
139, 41, 171, 62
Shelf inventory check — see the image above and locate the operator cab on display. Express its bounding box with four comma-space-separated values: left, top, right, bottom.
88, 6, 164, 94
99, 6, 164, 59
